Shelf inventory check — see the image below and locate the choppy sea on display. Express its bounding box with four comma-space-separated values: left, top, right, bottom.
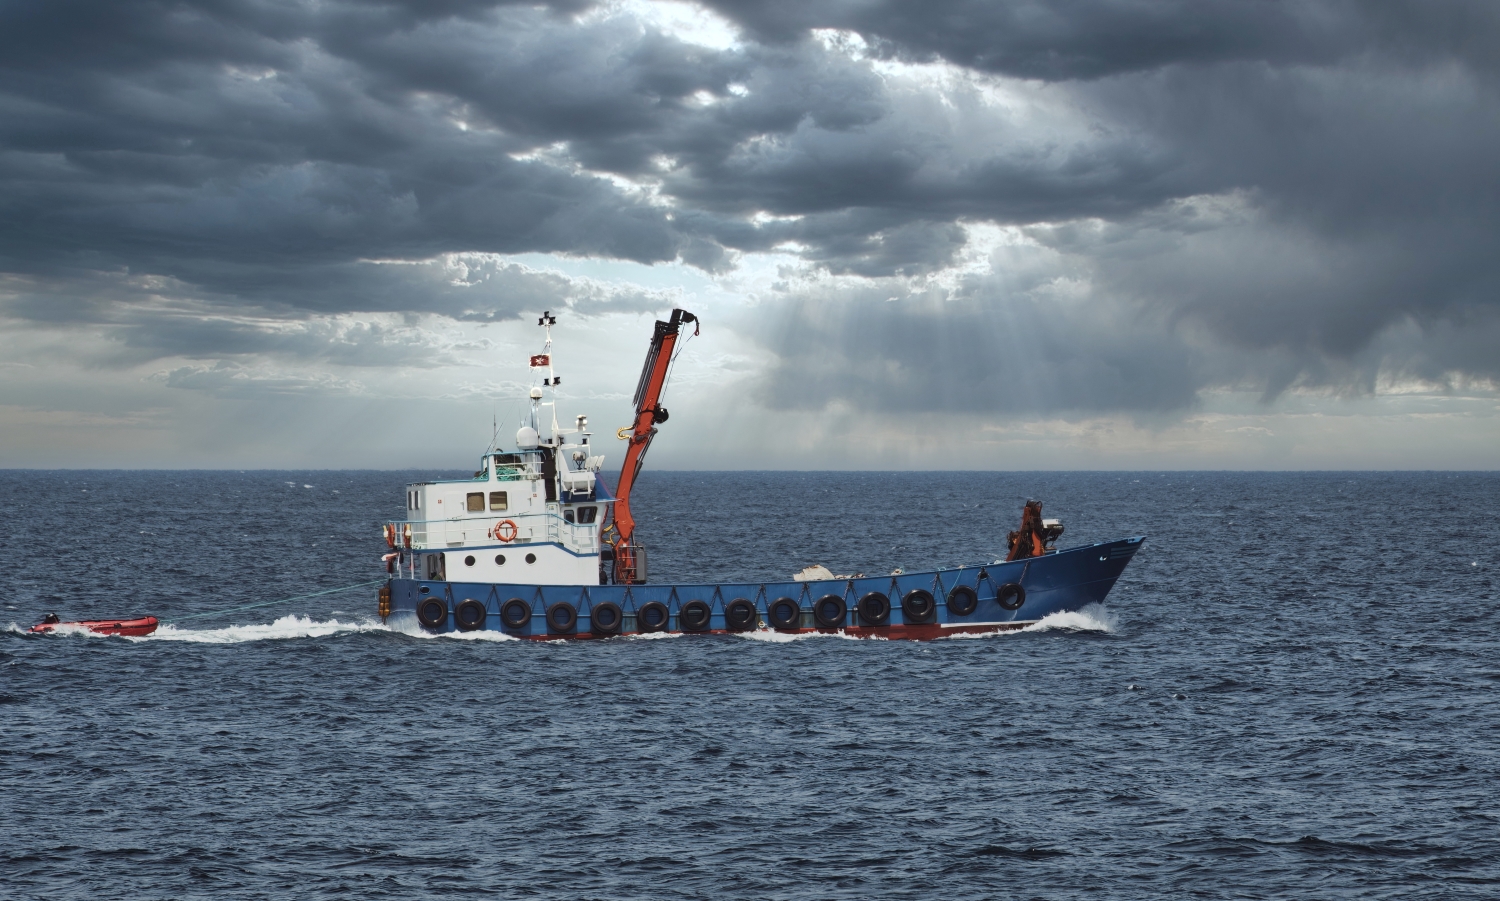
2, 470, 1497, 899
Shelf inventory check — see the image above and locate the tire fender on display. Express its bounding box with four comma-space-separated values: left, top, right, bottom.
812, 594, 846, 629
947, 585, 978, 617
901, 589, 936, 624
767, 596, 801, 631
454, 598, 487, 631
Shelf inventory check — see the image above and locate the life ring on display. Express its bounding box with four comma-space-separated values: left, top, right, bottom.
492, 519, 518, 543
636, 601, 670, 633
724, 598, 758, 632
546, 601, 578, 634
383, 523, 397, 548
997, 582, 1027, 611
402, 523, 412, 548
454, 599, 487, 632
500, 598, 532, 629
590, 601, 623, 635
856, 592, 890, 626
901, 589, 936, 624
813, 594, 846, 629
680, 599, 712, 632
767, 596, 801, 631
947, 585, 978, 617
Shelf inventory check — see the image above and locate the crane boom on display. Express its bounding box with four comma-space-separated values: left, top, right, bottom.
608, 308, 697, 583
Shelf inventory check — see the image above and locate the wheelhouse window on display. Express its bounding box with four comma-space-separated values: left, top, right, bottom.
578, 506, 598, 524
466, 493, 485, 512
489, 491, 508, 511
563, 509, 575, 524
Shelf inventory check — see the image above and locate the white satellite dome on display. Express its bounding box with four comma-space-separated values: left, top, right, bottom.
516, 426, 540, 449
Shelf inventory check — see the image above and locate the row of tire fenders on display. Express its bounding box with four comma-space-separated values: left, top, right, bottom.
409, 581, 1028, 635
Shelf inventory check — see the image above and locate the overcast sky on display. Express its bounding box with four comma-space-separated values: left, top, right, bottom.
2, 0, 1497, 469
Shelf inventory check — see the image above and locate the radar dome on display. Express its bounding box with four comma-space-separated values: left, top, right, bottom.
516, 426, 540, 449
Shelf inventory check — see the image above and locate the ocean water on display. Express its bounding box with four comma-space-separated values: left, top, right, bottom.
2, 470, 1497, 900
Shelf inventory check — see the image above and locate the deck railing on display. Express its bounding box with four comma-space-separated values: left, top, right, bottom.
395, 511, 599, 556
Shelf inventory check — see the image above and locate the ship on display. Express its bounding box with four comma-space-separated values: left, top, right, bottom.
379, 309, 1144, 639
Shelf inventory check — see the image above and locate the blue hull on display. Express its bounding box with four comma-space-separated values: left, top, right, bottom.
384, 536, 1144, 639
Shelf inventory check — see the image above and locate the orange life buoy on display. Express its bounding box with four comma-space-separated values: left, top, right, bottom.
383, 523, 397, 548
402, 523, 412, 548
492, 519, 518, 543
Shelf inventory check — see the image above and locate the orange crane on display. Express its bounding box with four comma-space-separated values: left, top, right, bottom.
605, 308, 697, 583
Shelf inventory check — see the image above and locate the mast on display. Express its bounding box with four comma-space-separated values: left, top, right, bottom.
607, 308, 697, 584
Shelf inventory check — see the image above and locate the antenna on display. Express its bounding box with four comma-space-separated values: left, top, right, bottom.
530, 311, 561, 439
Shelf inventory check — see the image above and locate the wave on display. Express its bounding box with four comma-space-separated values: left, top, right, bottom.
5, 622, 112, 638
154, 615, 521, 643
939, 603, 1117, 640
620, 630, 683, 640
736, 627, 883, 643
144, 615, 389, 643
1022, 603, 1117, 633
13, 614, 519, 644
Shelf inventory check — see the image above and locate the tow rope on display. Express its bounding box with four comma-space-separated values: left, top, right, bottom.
168, 579, 387, 623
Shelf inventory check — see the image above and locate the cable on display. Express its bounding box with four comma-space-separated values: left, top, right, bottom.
168, 579, 388, 623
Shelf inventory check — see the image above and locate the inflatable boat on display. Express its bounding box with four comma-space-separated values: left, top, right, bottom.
30, 615, 159, 637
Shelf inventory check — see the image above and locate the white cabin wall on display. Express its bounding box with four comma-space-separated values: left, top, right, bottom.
443, 545, 597, 586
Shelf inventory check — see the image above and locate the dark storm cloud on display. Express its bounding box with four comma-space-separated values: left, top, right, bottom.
152, 361, 366, 397
0, 258, 671, 367
0, 1, 699, 305
753, 225, 1500, 418
0, 0, 1497, 414
717, 2, 1500, 409
754, 282, 1200, 416
0, 0, 1189, 298
700, 0, 1500, 79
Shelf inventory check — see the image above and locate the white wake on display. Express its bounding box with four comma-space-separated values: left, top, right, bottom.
12, 603, 1115, 644
940, 603, 1118, 640
736, 627, 884, 643
144, 614, 390, 643
13, 614, 519, 643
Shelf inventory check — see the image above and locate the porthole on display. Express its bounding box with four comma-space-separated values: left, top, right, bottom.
495, 554, 506, 565
464, 555, 476, 566
525, 553, 537, 564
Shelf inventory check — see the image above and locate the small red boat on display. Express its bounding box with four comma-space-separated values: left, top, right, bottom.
29, 615, 158, 637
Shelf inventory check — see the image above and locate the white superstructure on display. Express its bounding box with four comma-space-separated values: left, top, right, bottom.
388, 313, 612, 585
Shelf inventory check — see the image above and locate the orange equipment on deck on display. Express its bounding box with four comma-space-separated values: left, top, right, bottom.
1006, 500, 1048, 561
1005, 500, 1066, 562
606, 308, 697, 584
